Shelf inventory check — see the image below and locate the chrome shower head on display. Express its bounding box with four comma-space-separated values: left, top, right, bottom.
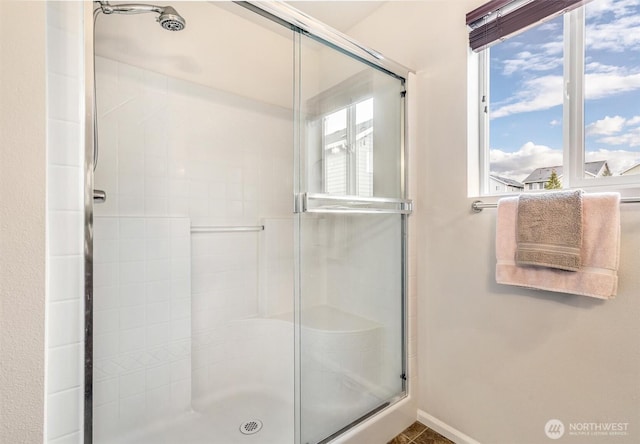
158, 6, 185, 31
97, 2, 186, 31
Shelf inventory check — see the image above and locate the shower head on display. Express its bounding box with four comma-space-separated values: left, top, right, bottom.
97, 1, 186, 31
157, 6, 185, 31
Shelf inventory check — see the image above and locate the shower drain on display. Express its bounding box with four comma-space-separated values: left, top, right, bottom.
239, 419, 263, 435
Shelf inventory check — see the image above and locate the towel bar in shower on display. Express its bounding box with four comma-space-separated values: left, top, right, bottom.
472, 196, 640, 212
190, 225, 265, 233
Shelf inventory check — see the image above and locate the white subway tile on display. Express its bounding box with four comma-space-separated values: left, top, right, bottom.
48, 300, 82, 348
145, 385, 171, 417
119, 305, 146, 330
49, 211, 83, 256
94, 377, 118, 406
145, 218, 170, 238
118, 393, 145, 428
147, 301, 170, 325
49, 255, 83, 302
49, 431, 81, 444
94, 239, 118, 264
171, 379, 191, 411
47, 343, 81, 394
93, 401, 118, 440
46, 388, 81, 440
93, 285, 119, 311
93, 333, 118, 360
118, 239, 145, 262
47, 73, 81, 123
119, 218, 145, 239
119, 327, 146, 353
94, 308, 118, 335
119, 261, 145, 285
146, 323, 170, 348
47, 26, 80, 78
146, 259, 170, 282
47, 120, 82, 167
119, 370, 145, 399
146, 364, 170, 390
170, 318, 190, 341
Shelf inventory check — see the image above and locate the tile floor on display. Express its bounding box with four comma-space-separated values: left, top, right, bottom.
388, 421, 454, 444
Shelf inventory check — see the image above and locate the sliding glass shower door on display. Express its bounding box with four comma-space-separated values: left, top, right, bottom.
295, 32, 409, 444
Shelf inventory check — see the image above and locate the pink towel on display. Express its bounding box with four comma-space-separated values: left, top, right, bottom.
496, 193, 620, 300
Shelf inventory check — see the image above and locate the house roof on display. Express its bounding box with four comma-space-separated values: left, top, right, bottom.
620, 162, 640, 175
489, 174, 524, 188
522, 161, 608, 183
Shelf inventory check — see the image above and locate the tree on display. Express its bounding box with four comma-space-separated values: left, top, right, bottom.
545, 169, 562, 189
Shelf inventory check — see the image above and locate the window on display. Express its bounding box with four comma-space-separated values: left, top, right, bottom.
472, 0, 640, 195
322, 98, 374, 197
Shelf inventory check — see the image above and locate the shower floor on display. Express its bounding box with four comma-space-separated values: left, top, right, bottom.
109, 390, 293, 444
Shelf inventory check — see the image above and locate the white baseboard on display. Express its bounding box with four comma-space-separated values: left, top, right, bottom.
417, 410, 482, 444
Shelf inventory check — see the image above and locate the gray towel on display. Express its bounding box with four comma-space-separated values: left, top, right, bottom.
516, 190, 583, 271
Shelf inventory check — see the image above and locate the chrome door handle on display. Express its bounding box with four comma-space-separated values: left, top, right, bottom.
93, 189, 107, 203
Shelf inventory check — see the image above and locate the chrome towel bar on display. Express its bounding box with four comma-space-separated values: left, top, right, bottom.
472, 197, 640, 212
190, 225, 264, 233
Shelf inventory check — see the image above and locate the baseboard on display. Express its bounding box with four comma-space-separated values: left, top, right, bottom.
417, 410, 482, 444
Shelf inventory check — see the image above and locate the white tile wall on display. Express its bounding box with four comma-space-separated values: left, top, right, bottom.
93, 216, 191, 441
45, 1, 85, 443
94, 56, 295, 415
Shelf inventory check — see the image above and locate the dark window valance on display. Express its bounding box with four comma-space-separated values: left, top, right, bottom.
467, 0, 594, 52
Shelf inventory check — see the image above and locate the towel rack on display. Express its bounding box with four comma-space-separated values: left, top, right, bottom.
190, 225, 264, 233
472, 197, 640, 212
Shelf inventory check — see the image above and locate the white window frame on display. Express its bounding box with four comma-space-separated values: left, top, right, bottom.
476, 5, 640, 197
321, 98, 374, 197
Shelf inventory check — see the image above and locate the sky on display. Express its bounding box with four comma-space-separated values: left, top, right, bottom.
488, 0, 640, 182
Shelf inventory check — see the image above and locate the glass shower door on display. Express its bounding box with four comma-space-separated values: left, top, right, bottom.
295, 32, 409, 444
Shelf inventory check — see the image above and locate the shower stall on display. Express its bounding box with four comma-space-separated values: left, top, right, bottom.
87, 2, 411, 443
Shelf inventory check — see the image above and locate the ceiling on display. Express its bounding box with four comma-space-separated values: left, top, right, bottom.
285, 1, 386, 32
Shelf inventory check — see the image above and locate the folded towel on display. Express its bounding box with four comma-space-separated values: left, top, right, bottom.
516, 190, 583, 271
496, 192, 620, 300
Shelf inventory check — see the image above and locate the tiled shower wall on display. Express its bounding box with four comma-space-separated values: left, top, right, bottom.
45, 2, 85, 443
93, 55, 294, 412
92, 216, 192, 440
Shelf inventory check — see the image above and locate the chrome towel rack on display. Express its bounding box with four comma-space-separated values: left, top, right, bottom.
472, 197, 640, 213
190, 225, 264, 233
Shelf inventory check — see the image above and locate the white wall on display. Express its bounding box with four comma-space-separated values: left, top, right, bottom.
45, 2, 86, 443
348, 2, 640, 443
0, 2, 47, 443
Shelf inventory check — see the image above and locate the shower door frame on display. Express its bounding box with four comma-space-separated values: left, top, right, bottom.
83, 2, 412, 443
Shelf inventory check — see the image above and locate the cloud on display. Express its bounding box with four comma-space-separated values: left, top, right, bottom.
492, 69, 640, 119
586, 1, 640, 52
490, 141, 640, 182
596, 127, 640, 147
549, 119, 561, 127
500, 39, 563, 76
490, 142, 562, 181
586, 71, 640, 99
492, 75, 563, 118
586, 0, 639, 20
586, 115, 626, 136
585, 148, 640, 174
626, 115, 640, 126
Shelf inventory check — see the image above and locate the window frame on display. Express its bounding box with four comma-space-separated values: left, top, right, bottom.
476, 3, 640, 197
321, 98, 374, 197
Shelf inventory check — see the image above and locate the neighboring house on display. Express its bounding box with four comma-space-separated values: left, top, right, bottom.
488, 175, 524, 194
620, 162, 640, 176
522, 160, 611, 191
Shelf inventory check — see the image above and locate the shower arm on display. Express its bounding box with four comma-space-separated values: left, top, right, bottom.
97, 1, 163, 15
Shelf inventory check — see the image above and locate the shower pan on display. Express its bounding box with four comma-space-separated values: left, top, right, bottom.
86, 2, 411, 443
